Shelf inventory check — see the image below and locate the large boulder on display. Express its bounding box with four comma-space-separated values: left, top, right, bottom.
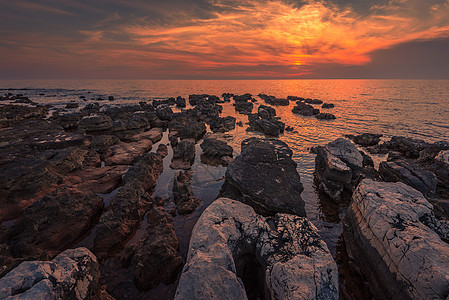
234, 101, 253, 115
379, 158, 437, 195
343, 180, 449, 300
0, 247, 100, 299
175, 198, 338, 300
220, 138, 305, 217
156, 104, 173, 121
350, 133, 383, 146
315, 138, 363, 202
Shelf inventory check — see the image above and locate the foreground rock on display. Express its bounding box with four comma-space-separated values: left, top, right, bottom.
125, 207, 183, 290
93, 153, 163, 259
379, 158, 437, 195
7, 189, 103, 258
343, 180, 449, 300
220, 138, 305, 216
315, 138, 363, 202
175, 198, 338, 300
173, 171, 201, 215
0, 247, 100, 299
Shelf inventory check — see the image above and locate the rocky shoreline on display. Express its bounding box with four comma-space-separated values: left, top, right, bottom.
0, 92, 448, 299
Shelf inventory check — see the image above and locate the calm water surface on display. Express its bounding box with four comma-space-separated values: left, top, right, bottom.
1, 79, 448, 298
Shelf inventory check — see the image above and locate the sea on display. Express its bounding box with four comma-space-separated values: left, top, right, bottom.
1, 79, 448, 298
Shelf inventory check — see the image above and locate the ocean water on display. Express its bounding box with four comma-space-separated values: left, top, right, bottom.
1, 79, 448, 298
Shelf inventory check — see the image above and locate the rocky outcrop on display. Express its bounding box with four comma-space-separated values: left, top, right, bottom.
258, 94, 289, 106
292, 102, 320, 116
170, 139, 196, 170
315, 138, 363, 202
0, 247, 100, 299
93, 153, 163, 259
349, 133, 383, 146
7, 189, 103, 258
379, 158, 437, 195
169, 114, 206, 140
200, 138, 233, 158
175, 198, 338, 300
124, 207, 183, 290
343, 180, 449, 300
235, 101, 253, 115
315, 113, 336, 120
173, 171, 201, 215
209, 116, 236, 133
220, 138, 305, 216
79, 114, 113, 132
156, 104, 173, 121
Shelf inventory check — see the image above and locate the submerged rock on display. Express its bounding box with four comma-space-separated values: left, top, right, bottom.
220, 138, 305, 216
343, 180, 449, 300
315, 138, 363, 202
315, 113, 336, 120
175, 198, 338, 300
350, 133, 383, 146
0, 247, 100, 299
173, 171, 201, 215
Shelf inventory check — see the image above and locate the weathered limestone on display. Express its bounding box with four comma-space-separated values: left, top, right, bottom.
0, 248, 99, 299
175, 198, 338, 300
315, 138, 363, 202
343, 179, 449, 300
220, 137, 305, 217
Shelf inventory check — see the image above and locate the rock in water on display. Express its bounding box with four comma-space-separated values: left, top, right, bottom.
172, 171, 201, 215
379, 158, 437, 195
343, 179, 449, 300
175, 198, 338, 300
220, 137, 305, 216
0, 247, 100, 299
315, 138, 363, 202
171, 139, 196, 170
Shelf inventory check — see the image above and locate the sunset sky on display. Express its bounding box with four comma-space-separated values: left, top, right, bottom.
1, 0, 449, 79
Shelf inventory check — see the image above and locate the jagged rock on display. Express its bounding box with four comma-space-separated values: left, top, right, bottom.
175, 198, 338, 300
315, 113, 336, 120
8, 189, 103, 258
173, 171, 201, 215
104, 139, 153, 165
157, 144, 168, 157
209, 116, 236, 133
0, 247, 99, 299
247, 118, 285, 137
383, 136, 432, 159
220, 138, 305, 216
156, 104, 173, 121
343, 180, 449, 300
258, 105, 276, 120
132, 127, 163, 143
258, 94, 289, 106
128, 207, 183, 290
171, 139, 195, 170
315, 138, 363, 202
66, 165, 128, 194
175, 96, 186, 108
234, 101, 253, 114
79, 115, 113, 132
57, 112, 81, 130
436, 150, 449, 165
200, 138, 233, 158
93, 153, 163, 259
379, 158, 437, 195
169, 114, 206, 140
305, 98, 323, 104
233, 93, 252, 102
91, 135, 120, 154
0, 105, 48, 125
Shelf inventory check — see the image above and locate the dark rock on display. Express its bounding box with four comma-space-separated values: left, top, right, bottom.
129, 207, 183, 290
236, 121, 243, 127
292, 102, 320, 116
108, 96, 114, 101
379, 158, 437, 195
304, 98, 323, 104
209, 116, 236, 133
200, 138, 233, 157
247, 118, 284, 137
220, 138, 305, 216
171, 139, 195, 170
382, 136, 432, 159
315, 138, 363, 202
169, 113, 206, 140
258, 104, 276, 120
315, 113, 336, 120
91, 135, 120, 154
56, 112, 81, 130
233, 93, 252, 102
322, 103, 335, 108
360, 151, 374, 168
169, 135, 179, 147
285, 126, 294, 131
0, 105, 48, 125
157, 144, 168, 157
79, 114, 113, 132
156, 104, 173, 121
173, 171, 201, 215
8, 189, 103, 258
287, 96, 305, 101
235, 101, 253, 114
93, 153, 163, 259
350, 133, 383, 146
175, 96, 186, 108
259, 94, 289, 106
65, 102, 79, 109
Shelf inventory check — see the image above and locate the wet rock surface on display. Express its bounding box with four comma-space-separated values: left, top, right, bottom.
171, 139, 195, 170
343, 180, 449, 300
175, 198, 338, 300
0, 247, 100, 299
173, 171, 202, 215
220, 137, 306, 216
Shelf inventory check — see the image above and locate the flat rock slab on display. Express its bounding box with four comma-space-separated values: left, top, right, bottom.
220, 137, 305, 216
343, 179, 449, 300
105, 139, 153, 165
175, 198, 338, 300
0, 247, 99, 299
